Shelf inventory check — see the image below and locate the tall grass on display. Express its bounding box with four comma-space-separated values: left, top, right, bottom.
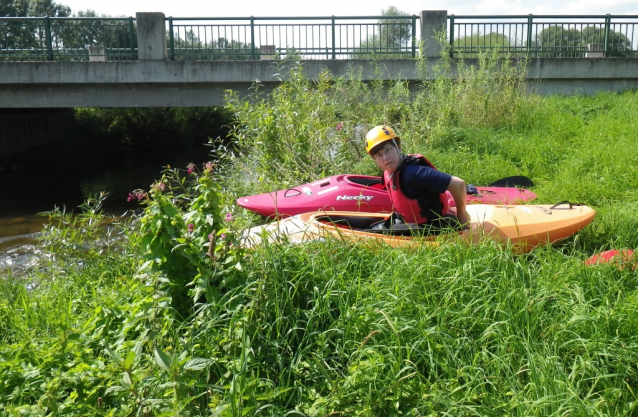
2, 52, 638, 415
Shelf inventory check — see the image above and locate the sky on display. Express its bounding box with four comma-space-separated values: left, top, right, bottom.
57, 0, 638, 18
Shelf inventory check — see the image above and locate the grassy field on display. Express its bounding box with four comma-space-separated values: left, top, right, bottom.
1, 55, 638, 416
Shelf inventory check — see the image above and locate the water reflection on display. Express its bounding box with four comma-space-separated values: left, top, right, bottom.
0, 139, 213, 272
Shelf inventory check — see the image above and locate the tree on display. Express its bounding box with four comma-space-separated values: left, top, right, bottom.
452, 32, 512, 57
210, 37, 252, 60
1, 1, 39, 51
1, 1, 137, 60
171, 32, 253, 60
55, 9, 135, 59
1, 0, 70, 54
531, 24, 634, 58
581, 25, 633, 57
352, 6, 414, 59
532, 25, 582, 57
1, 0, 18, 17
27, 0, 69, 17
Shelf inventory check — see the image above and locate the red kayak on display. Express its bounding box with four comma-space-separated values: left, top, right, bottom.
237, 174, 537, 218
584, 249, 636, 268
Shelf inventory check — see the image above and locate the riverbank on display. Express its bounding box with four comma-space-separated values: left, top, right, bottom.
1, 57, 637, 414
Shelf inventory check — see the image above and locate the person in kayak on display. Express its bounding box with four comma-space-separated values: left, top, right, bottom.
365, 125, 470, 229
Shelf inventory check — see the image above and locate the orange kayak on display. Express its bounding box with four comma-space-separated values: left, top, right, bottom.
242, 202, 596, 254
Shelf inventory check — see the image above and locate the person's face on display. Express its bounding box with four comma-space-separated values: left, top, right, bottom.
371, 142, 401, 174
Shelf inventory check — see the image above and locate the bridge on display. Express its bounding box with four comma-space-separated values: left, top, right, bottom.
1, 11, 637, 108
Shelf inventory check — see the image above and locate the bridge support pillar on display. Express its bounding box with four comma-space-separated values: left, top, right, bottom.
136, 12, 167, 60
420, 10, 447, 58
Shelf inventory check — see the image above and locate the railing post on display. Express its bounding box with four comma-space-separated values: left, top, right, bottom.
449, 15, 455, 58
420, 10, 447, 58
412, 15, 419, 58
44, 15, 53, 61
250, 17, 255, 60
603, 14, 611, 57
136, 12, 167, 60
331, 16, 336, 59
168, 16, 175, 60
526, 14, 533, 55
128, 17, 135, 60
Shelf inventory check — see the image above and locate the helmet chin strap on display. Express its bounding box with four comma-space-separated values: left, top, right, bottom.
392, 138, 406, 165
378, 139, 405, 181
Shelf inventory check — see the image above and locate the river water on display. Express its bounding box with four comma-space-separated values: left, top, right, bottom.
0, 137, 214, 273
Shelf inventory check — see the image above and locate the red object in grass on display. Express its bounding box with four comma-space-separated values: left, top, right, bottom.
584, 249, 636, 267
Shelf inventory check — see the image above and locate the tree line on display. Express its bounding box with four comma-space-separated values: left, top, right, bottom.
1, 0, 135, 57
454, 25, 634, 58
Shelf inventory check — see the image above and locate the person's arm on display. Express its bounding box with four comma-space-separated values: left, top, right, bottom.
447, 176, 470, 227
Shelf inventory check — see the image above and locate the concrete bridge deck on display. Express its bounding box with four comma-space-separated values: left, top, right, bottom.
1, 57, 637, 108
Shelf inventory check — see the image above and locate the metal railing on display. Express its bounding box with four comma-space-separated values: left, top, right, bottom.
166, 16, 419, 60
448, 15, 638, 58
3, 14, 638, 62
0, 16, 137, 61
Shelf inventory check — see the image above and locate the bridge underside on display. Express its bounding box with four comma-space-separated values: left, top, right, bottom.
0, 59, 636, 108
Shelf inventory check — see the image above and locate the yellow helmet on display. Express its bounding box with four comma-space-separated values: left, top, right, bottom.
365, 125, 399, 154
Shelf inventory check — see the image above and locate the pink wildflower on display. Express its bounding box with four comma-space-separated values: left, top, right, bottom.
127, 189, 147, 202
220, 233, 226, 240
187, 163, 196, 175
151, 182, 166, 192
225, 213, 234, 222
203, 161, 214, 173
336, 122, 344, 131
187, 223, 194, 233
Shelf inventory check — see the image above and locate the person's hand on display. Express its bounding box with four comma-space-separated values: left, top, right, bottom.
457, 209, 471, 229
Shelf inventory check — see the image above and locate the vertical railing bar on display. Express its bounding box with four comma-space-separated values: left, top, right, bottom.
308, 23, 311, 58
129, 16, 136, 60
604, 14, 610, 56
526, 14, 533, 55
214, 24, 219, 58
482, 23, 485, 52
205, 22, 209, 59
331, 16, 336, 59
332, 25, 338, 59
412, 15, 417, 58
449, 15, 455, 58
489, 23, 494, 50
168, 17, 174, 60
284, 22, 287, 57
250, 17, 255, 60
44, 16, 53, 61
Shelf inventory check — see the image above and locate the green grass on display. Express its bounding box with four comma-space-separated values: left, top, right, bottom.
1, 55, 638, 415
